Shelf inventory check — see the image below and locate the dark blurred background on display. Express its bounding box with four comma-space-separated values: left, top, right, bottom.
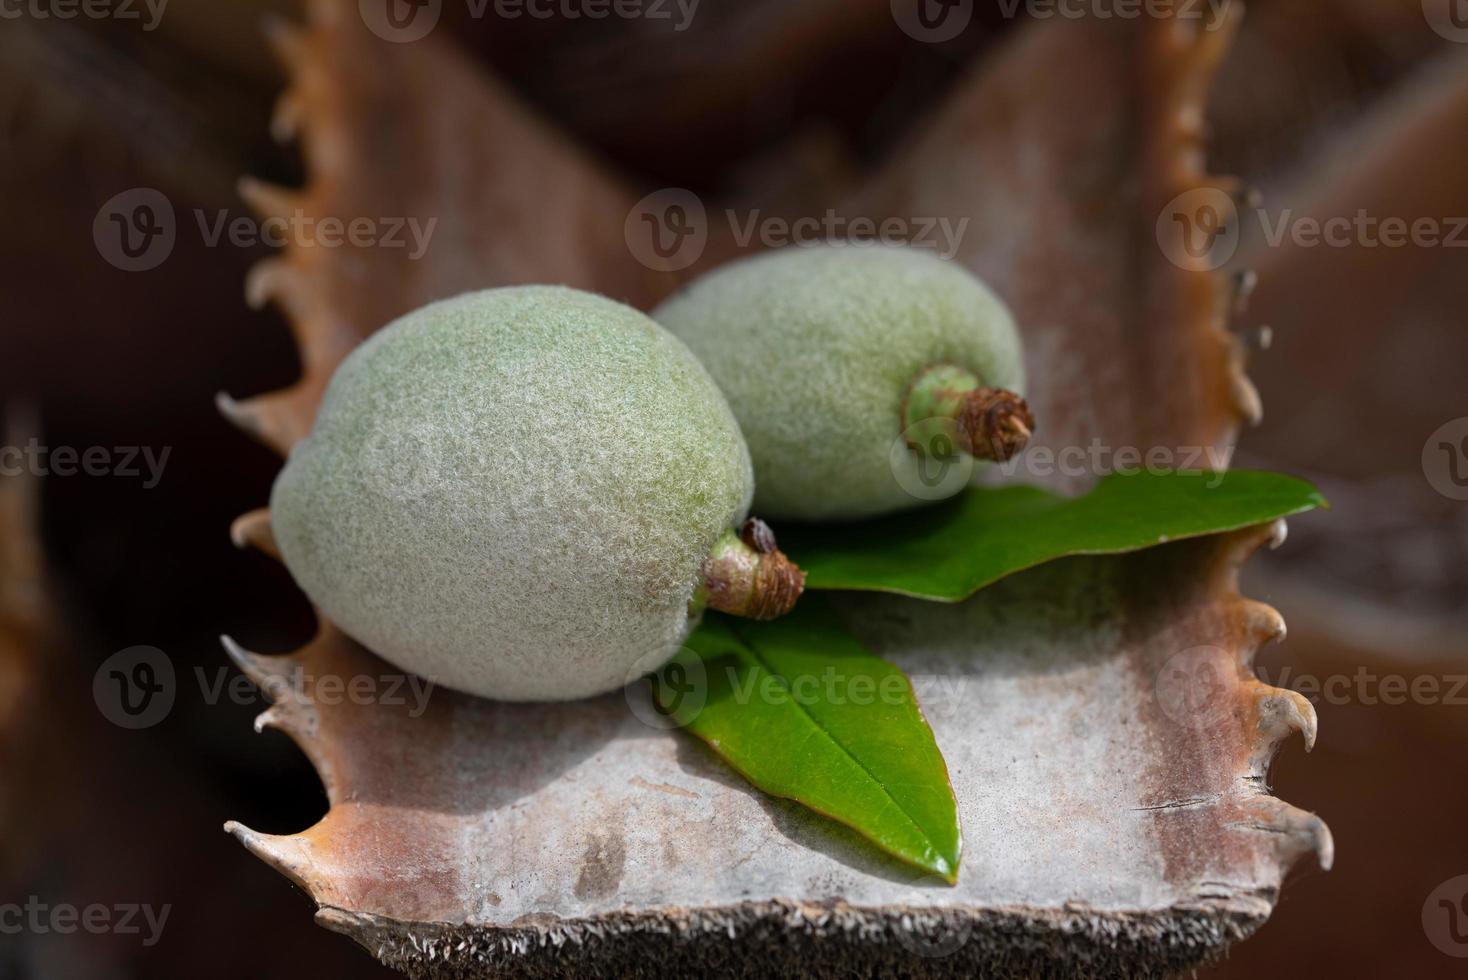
1, 0, 1465, 976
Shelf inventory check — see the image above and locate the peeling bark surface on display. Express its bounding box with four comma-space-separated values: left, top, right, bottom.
221, 1, 1328, 974
226, 526, 1327, 978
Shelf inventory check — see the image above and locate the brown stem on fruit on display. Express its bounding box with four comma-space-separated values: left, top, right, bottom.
901, 364, 1036, 463
958, 387, 1035, 462
739, 516, 778, 555
700, 521, 805, 620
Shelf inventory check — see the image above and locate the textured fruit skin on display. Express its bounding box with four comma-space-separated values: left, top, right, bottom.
270, 286, 754, 701
654, 245, 1025, 521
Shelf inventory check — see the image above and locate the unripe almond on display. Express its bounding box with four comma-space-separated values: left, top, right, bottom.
271, 286, 801, 702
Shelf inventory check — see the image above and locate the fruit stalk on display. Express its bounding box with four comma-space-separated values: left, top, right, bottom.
699, 519, 806, 620
902, 363, 1034, 462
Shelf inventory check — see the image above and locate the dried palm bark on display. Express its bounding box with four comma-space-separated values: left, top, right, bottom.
1228, 45, 1468, 654
0, 413, 52, 882
1189, 27, 1468, 972
221, 2, 1328, 975
1209, 0, 1448, 179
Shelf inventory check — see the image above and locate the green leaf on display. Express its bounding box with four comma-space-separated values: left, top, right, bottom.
783, 469, 1326, 601
653, 599, 962, 883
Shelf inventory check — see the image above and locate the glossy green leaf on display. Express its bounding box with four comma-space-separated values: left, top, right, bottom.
783, 470, 1326, 601
653, 599, 961, 882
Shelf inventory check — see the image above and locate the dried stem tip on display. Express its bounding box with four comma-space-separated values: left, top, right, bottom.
700, 520, 806, 620
901, 363, 1035, 462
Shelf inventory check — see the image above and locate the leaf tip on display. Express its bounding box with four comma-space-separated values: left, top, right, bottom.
930, 853, 961, 886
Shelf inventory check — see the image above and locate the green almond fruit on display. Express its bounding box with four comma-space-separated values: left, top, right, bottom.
270, 286, 803, 701
655, 245, 1031, 522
